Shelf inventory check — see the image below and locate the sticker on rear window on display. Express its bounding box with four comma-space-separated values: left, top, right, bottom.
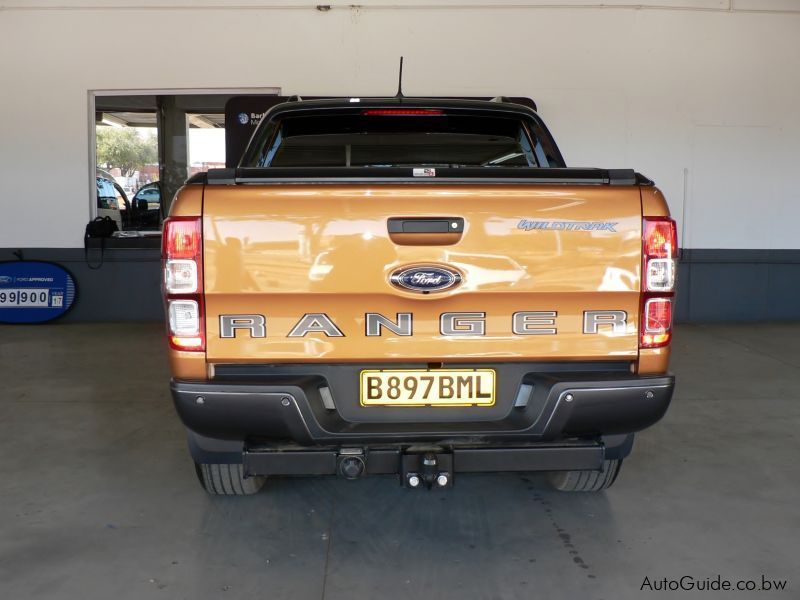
413, 168, 436, 177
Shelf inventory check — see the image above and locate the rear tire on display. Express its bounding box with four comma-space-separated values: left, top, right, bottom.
194, 462, 266, 496
547, 459, 621, 492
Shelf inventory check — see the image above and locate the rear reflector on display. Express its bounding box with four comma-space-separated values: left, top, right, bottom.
361, 109, 444, 116
641, 297, 672, 348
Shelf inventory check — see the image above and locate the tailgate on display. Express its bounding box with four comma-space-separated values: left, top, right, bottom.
203, 184, 641, 363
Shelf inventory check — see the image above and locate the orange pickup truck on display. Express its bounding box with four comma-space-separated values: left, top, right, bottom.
162, 97, 676, 495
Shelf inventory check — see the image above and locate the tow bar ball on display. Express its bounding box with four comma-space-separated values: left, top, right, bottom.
403, 451, 454, 488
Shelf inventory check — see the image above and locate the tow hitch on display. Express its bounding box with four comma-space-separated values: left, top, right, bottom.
242, 441, 611, 482
402, 450, 453, 489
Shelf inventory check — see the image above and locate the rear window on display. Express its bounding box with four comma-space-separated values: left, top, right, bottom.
241, 109, 562, 168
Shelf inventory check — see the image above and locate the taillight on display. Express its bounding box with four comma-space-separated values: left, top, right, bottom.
641, 217, 677, 349
162, 217, 204, 352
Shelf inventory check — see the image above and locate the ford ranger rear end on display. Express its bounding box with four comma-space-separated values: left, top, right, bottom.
163, 98, 676, 495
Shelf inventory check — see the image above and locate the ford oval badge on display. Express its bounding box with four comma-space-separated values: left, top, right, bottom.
390, 265, 461, 294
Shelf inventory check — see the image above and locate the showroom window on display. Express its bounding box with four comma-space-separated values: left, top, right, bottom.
95, 105, 159, 232
89, 89, 279, 240
186, 112, 226, 176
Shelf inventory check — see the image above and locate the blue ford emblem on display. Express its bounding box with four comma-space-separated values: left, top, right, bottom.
390, 265, 461, 293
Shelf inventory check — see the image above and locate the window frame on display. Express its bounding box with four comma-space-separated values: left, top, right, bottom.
87, 87, 281, 228
243, 106, 565, 169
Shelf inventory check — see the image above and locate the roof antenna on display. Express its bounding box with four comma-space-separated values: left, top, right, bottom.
395, 56, 405, 100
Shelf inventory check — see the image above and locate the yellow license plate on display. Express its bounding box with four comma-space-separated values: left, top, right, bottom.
360, 369, 496, 407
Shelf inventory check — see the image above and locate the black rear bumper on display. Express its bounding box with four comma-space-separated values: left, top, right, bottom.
171, 363, 673, 445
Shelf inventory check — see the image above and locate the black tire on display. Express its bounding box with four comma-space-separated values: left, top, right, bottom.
547, 459, 622, 492
194, 462, 266, 496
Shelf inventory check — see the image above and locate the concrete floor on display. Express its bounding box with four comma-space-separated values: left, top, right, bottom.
0, 324, 798, 600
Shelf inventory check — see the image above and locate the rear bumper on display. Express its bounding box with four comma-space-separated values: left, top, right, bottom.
170, 364, 674, 446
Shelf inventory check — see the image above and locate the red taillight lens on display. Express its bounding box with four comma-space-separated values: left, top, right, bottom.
641, 297, 673, 348
643, 218, 677, 259
361, 109, 444, 116
163, 217, 201, 260
162, 217, 204, 352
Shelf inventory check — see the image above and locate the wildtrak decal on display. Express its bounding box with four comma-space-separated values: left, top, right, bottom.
517, 219, 618, 232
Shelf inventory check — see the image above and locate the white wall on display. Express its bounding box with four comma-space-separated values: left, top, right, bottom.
1, 1, 799, 248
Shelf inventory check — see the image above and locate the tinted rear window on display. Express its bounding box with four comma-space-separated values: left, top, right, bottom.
242, 109, 562, 168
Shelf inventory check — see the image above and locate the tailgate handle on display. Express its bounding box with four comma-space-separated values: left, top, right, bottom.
387, 217, 464, 234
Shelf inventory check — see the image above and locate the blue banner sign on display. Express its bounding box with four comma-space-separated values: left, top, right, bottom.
0, 262, 77, 324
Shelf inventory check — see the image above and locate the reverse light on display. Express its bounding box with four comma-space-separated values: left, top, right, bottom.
646, 259, 675, 292
163, 217, 204, 352
362, 109, 444, 116
168, 300, 200, 336
164, 259, 198, 293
